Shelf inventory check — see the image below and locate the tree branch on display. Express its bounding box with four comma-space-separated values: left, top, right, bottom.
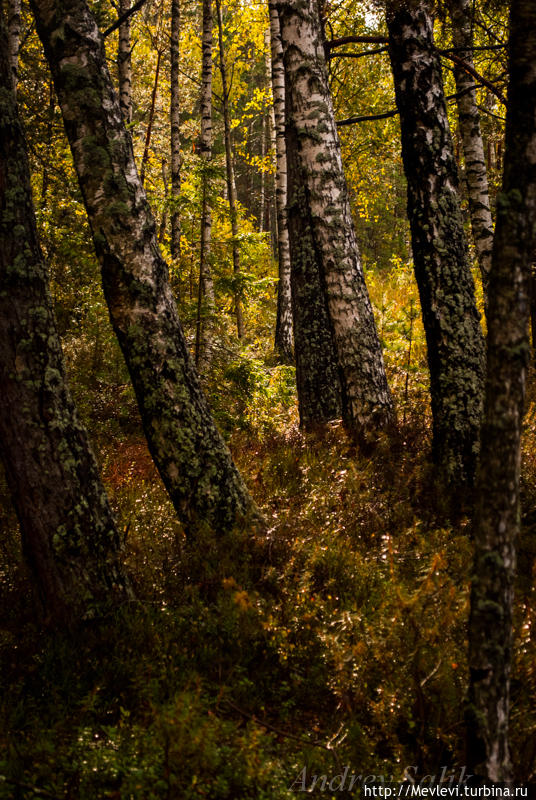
103, 0, 151, 38
328, 46, 388, 60
337, 108, 399, 126
325, 36, 506, 105
437, 49, 507, 105
336, 85, 486, 127
326, 34, 388, 50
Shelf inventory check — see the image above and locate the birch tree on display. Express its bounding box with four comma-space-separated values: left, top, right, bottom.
468, 0, 536, 780
195, 0, 216, 367
117, 0, 132, 124
0, 18, 131, 623
268, 1, 293, 363
276, 0, 394, 435
448, 0, 494, 299
30, 0, 259, 535
386, 0, 485, 488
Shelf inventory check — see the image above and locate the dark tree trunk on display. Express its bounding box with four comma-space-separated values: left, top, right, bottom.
386, 0, 485, 488
268, 1, 293, 363
448, 0, 494, 301
170, 0, 181, 258
30, 0, 258, 535
467, 0, 536, 780
0, 19, 130, 624
277, 0, 394, 435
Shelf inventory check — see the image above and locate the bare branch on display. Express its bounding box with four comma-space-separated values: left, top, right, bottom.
437, 49, 507, 105
328, 46, 388, 60
103, 0, 151, 38
326, 34, 388, 50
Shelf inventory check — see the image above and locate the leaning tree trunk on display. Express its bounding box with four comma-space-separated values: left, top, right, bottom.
170, 0, 181, 258
0, 20, 130, 624
268, 2, 293, 363
467, 0, 536, 781
448, 0, 494, 301
195, 0, 215, 368
215, 0, 244, 340
117, 0, 132, 124
30, 0, 258, 535
277, 0, 394, 435
386, 0, 485, 488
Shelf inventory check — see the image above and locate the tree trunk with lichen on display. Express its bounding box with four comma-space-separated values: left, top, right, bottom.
467, 0, 536, 781
30, 0, 258, 535
117, 0, 132, 124
448, 0, 494, 300
0, 19, 130, 624
386, 0, 485, 488
268, 2, 293, 363
276, 0, 394, 435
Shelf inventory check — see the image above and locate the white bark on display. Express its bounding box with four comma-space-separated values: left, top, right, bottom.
196, 0, 215, 367
117, 0, 132, 124
278, 0, 393, 432
268, 6, 293, 361
449, 0, 494, 297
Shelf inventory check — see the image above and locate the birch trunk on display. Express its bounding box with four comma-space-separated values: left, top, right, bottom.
30, 0, 258, 534
468, 0, 536, 780
386, 0, 485, 488
170, 0, 181, 258
268, 4, 293, 363
449, 0, 494, 299
117, 0, 132, 124
276, 0, 394, 434
0, 21, 130, 623
195, 0, 215, 367
215, 0, 244, 339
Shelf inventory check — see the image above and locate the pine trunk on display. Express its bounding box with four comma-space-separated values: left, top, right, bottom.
277, 0, 394, 435
117, 0, 132, 124
468, 0, 536, 780
268, 3, 293, 363
215, 0, 244, 339
30, 0, 258, 534
449, 0, 494, 299
386, 0, 485, 488
0, 21, 130, 623
170, 0, 181, 258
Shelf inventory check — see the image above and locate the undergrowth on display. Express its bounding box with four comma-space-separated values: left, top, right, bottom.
0, 268, 535, 798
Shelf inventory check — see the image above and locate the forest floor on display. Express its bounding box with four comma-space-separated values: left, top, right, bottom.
1, 272, 535, 798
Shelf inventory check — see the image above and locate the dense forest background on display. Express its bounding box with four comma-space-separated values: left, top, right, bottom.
1, 0, 536, 796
